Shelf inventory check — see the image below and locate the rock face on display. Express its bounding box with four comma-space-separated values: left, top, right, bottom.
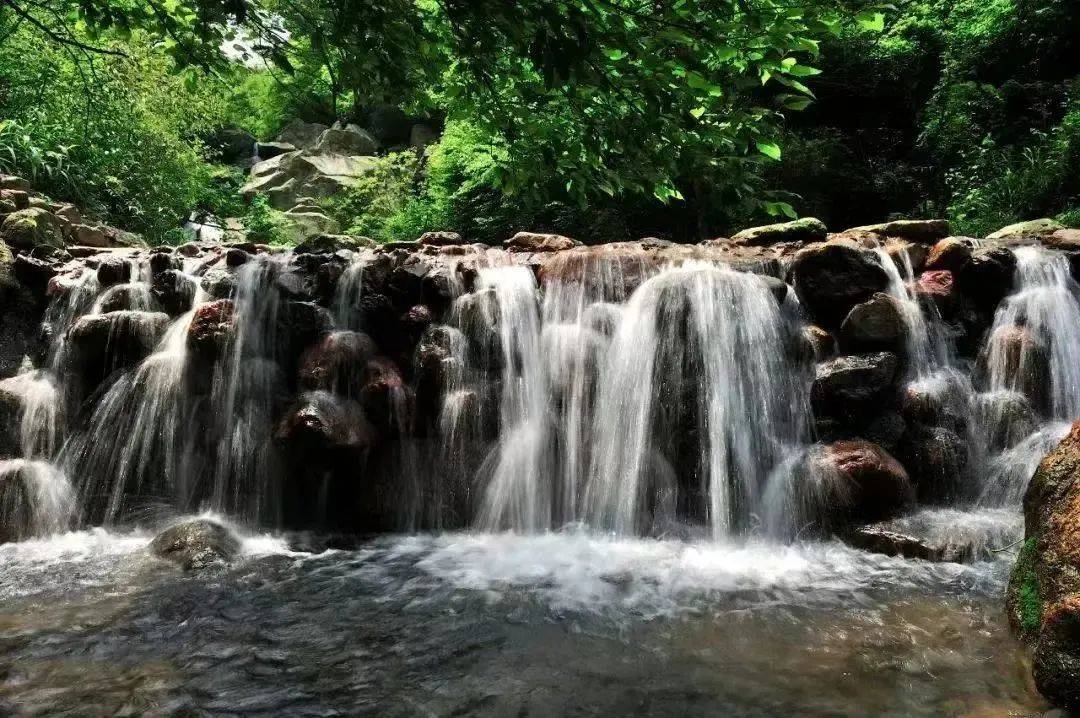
149, 518, 241, 570
790, 242, 890, 327
1008, 422, 1080, 710
241, 151, 378, 210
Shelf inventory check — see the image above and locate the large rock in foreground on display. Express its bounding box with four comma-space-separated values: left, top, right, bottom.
149, 518, 240, 570
798, 440, 914, 530
1007, 421, 1080, 710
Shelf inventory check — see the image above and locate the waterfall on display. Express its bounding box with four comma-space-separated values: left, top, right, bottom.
973, 246, 1080, 505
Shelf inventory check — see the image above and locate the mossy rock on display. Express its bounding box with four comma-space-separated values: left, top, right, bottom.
732, 217, 827, 246
0, 208, 64, 251
1007, 537, 1043, 641
987, 218, 1064, 240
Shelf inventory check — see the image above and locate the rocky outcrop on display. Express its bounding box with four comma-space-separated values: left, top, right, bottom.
241, 151, 379, 210
1008, 422, 1080, 710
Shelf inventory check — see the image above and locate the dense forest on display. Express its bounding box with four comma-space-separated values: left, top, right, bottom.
0, 0, 1077, 244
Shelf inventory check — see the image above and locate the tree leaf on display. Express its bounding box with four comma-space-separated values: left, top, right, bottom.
756, 141, 782, 161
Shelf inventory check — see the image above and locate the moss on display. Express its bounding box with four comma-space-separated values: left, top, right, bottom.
1011, 537, 1044, 638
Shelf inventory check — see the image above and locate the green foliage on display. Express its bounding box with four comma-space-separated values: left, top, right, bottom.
0, 28, 234, 240
243, 194, 291, 245
1014, 537, 1043, 637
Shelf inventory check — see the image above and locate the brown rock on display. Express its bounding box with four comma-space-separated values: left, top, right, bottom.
505, 232, 577, 252
924, 237, 973, 272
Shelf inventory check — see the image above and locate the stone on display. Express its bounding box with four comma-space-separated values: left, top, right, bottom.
799, 324, 835, 361
419, 231, 465, 246
979, 324, 1050, 412
275, 119, 330, 150
801, 440, 914, 529
898, 425, 968, 501
293, 233, 375, 254
241, 151, 378, 210
256, 141, 296, 160
149, 518, 240, 570
987, 218, 1063, 240
789, 242, 889, 327
151, 270, 197, 316
187, 300, 235, 362
924, 237, 973, 272
95, 255, 131, 287
505, 232, 577, 252
845, 524, 973, 562
297, 330, 376, 396
275, 391, 375, 451
315, 126, 378, 156
811, 352, 899, 426
0, 208, 63, 251
732, 217, 827, 246
1008, 422, 1080, 710
958, 247, 1016, 312
68, 222, 108, 247
1043, 229, 1080, 251
0, 174, 30, 192
847, 219, 951, 243
839, 292, 907, 354
884, 238, 928, 274
360, 357, 410, 432
913, 270, 959, 313
70, 311, 170, 383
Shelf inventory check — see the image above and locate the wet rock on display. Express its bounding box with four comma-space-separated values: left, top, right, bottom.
70, 310, 170, 381
151, 270, 196, 316
901, 377, 969, 434
802, 440, 915, 529
978, 324, 1050, 412
201, 267, 237, 299
1009, 422, 1080, 710
360, 357, 411, 433
884, 238, 928, 274
973, 391, 1037, 451
759, 274, 789, 304
732, 217, 827, 246
275, 391, 376, 452
149, 250, 181, 275
864, 410, 907, 453
988, 218, 1063, 240
811, 352, 899, 426
95, 256, 131, 288
149, 518, 240, 570
186, 299, 235, 362
839, 292, 907, 354
924, 237, 973, 273
898, 425, 968, 501
957, 247, 1016, 312
913, 270, 959, 314
799, 325, 836, 361
1042, 229, 1080, 251
1, 207, 64, 251
225, 247, 250, 267
845, 523, 973, 562
790, 242, 889, 327
505, 232, 577, 252
297, 330, 376, 396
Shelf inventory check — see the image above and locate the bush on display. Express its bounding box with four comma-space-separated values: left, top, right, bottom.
243, 195, 292, 246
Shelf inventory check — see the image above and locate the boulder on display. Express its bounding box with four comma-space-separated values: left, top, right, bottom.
789, 242, 889, 327
987, 218, 1063, 240
95, 255, 131, 287
314, 126, 378, 155
241, 151, 378, 210
845, 523, 973, 563
1042, 229, 1080, 251
732, 217, 827, 246
0, 174, 29, 192
275, 119, 329, 150
884, 238, 928, 274
913, 270, 959, 313
151, 270, 197, 316
978, 324, 1050, 411
419, 231, 466, 246
1, 208, 63, 251
838, 292, 907, 354
923, 237, 973, 272
1007, 422, 1080, 709
149, 518, 240, 570
898, 425, 968, 501
186, 300, 235, 362
275, 391, 375, 451
360, 357, 410, 432
798, 324, 835, 361
69, 311, 170, 381
799, 440, 914, 529
505, 232, 577, 252
811, 352, 899, 427
846, 219, 950, 243
297, 330, 376, 396
972, 390, 1037, 451
957, 247, 1016, 312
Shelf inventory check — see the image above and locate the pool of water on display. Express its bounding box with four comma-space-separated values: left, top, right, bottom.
0, 521, 1046, 717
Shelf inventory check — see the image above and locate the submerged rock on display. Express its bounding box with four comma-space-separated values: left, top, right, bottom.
845, 523, 973, 563
149, 518, 240, 570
